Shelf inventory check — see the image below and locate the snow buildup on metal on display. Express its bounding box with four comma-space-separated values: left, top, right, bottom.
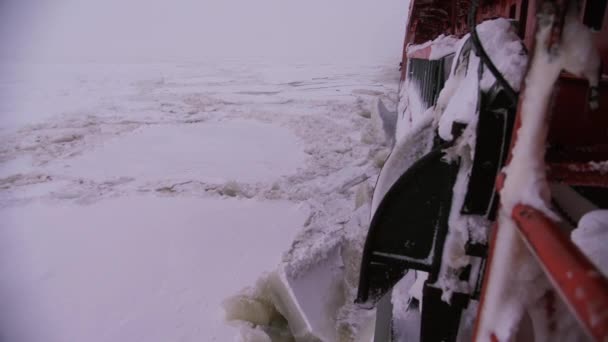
370, 114, 435, 216
407, 34, 460, 60
425, 17, 529, 306
407, 58, 446, 109
477, 8, 602, 341
572, 210, 608, 276
394, 34, 460, 142
569, 160, 608, 174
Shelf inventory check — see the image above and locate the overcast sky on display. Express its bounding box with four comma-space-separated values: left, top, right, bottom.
0, 0, 409, 64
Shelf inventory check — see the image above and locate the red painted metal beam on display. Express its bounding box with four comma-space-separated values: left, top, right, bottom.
548, 162, 608, 187
546, 144, 608, 163
512, 204, 608, 341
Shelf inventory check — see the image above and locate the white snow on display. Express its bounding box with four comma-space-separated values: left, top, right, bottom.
572, 210, 608, 275
396, 79, 428, 139
475, 19, 528, 92
437, 18, 527, 143
395, 34, 460, 141
269, 246, 345, 341
0, 61, 398, 341
568, 160, 608, 174
0, 197, 305, 342
435, 54, 480, 142
475, 17, 560, 341
391, 272, 420, 341
406, 34, 459, 60
50, 121, 305, 183
431, 18, 528, 305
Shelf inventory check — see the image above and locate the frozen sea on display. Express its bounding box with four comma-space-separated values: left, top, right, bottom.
0, 62, 398, 341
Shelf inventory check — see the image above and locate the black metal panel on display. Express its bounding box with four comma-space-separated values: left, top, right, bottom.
357, 53, 461, 308
420, 285, 469, 342
356, 147, 459, 305
461, 85, 516, 219
583, 0, 607, 31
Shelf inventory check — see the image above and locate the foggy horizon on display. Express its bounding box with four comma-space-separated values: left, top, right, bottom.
1, 0, 409, 64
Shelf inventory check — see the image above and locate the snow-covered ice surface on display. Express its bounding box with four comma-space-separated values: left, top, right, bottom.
0, 62, 398, 341
49, 121, 305, 183
0, 197, 305, 342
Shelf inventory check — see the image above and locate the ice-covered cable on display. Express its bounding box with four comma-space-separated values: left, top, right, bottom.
468, 0, 519, 104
